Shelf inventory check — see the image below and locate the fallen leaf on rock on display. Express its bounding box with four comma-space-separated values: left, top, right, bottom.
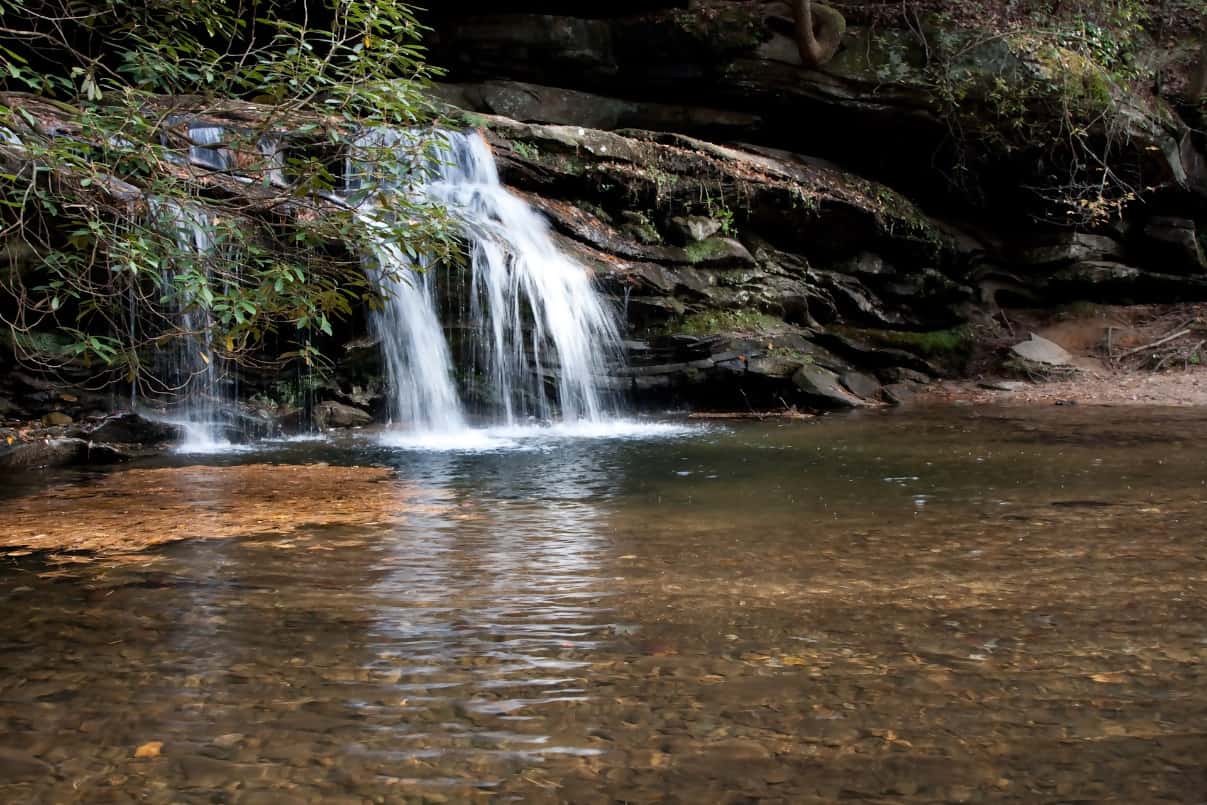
134, 741, 163, 758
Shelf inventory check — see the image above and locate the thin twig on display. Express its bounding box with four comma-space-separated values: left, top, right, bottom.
1118, 328, 1192, 359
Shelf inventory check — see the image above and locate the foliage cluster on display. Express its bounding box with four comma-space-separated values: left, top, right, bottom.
0, 0, 455, 400
916, 1, 1196, 225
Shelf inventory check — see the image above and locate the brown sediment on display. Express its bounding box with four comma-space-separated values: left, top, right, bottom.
0, 463, 445, 556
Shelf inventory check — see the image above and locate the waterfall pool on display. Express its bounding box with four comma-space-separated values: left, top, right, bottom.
1, 405, 1206, 802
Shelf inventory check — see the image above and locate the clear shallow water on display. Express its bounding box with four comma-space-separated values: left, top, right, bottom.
2, 406, 1207, 802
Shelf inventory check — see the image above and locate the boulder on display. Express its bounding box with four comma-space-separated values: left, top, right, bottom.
839, 370, 882, 400
791, 364, 869, 409
1142, 217, 1207, 274
1010, 334, 1074, 366
313, 400, 372, 429
85, 412, 182, 445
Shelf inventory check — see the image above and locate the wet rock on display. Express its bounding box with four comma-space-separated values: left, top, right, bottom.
41, 411, 72, 427
791, 364, 868, 409
313, 400, 372, 429
1010, 333, 1073, 367
85, 412, 182, 445
669, 215, 723, 244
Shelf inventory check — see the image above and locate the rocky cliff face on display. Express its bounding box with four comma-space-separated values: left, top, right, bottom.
425, 1, 1207, 409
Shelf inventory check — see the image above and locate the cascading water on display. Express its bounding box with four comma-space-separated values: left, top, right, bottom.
348, 129, 623, 436
147, 198, 237, 451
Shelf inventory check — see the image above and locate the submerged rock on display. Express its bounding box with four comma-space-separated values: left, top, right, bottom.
0, 463, 449, 554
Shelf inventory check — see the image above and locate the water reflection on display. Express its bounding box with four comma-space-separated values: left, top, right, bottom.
2, 408, 1207, 802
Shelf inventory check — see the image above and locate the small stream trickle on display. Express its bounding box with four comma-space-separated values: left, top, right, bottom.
147, 198, 239, 452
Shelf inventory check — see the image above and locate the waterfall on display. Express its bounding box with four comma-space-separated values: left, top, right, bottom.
147, 198, 237, 451
349, 130, 623, 434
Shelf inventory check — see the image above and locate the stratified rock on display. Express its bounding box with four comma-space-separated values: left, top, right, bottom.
810, 332, 943, 376
1011, 334, 1074, 366
1018, 233, 1125, 266
431, 8, 1205, 208
791, 364, 869, 409
435, 80, 762, 139
1047, 261, 1207, 302
313, 400, 372, 429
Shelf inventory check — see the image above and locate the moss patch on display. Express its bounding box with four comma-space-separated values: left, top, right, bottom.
661, 309, 786, 336
683, 238, 732, 264
839, 325, 974, 358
